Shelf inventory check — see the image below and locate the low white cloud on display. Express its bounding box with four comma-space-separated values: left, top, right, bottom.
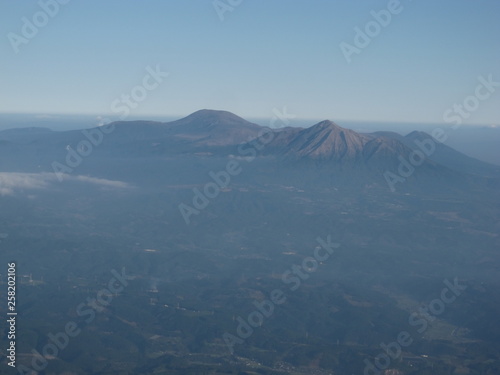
0, 172, 129, 196
74, 175, 129, 189
0, 172, 52, 195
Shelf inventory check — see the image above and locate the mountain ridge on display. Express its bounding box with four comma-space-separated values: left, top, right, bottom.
0, 110, 498, 188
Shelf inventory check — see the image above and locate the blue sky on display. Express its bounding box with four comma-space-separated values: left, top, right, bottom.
1, 0, 499, 124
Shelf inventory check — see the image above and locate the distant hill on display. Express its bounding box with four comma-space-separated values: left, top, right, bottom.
402, 131, 500, 177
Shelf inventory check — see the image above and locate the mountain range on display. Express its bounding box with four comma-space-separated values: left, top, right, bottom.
1, 109, 498, 193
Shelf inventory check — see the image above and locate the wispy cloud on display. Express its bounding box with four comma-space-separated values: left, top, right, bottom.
0, 172, 129, 196
0, 172, 51, 195
74, 175, 129, 189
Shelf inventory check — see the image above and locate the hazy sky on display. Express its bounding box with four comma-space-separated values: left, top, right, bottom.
1, 0, 499, 124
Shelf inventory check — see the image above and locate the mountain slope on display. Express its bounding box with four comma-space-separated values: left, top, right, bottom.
265, 120, 432, 168
165, 109, 262, 146
377, 130, 500, 177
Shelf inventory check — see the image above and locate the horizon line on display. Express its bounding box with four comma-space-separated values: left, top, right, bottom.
0, 110, 498, 129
